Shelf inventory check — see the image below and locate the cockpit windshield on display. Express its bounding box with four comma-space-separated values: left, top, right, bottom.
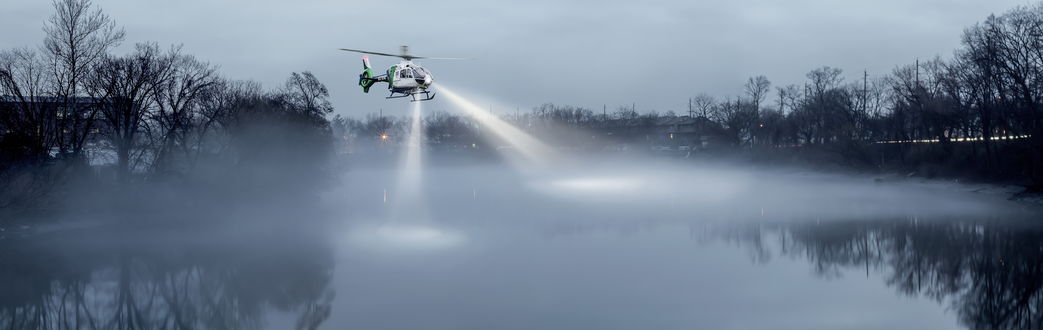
412, 67, 428, 79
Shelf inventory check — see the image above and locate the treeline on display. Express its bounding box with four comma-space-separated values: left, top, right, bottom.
667, 4, 1042, 153
665, 3, 1043, 185
336, 3, 1043, 186
0, 0, 334, 218
690, 4, 1043, 186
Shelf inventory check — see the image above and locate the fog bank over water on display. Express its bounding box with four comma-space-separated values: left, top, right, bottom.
329, 158, 1027, 231
2, 157, 1038, 330
309, 158, 1037, 330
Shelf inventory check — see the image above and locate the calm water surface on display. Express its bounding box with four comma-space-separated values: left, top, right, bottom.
2, 161, 1039, 329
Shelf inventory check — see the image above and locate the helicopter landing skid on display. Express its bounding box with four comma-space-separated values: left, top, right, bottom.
387, 90, 436, 102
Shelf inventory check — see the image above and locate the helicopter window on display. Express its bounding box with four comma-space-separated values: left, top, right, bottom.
412, 68, 427, 78
400, 70, 413, 79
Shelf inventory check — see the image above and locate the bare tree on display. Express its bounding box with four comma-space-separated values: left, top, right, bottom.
0, 48, 52, 158
283, 71, 333, 118
692, 93, 716, 118
775, 84, 800, 114
86, 43, 171, 181
150, 48, 219, 175
0, 51, 63, 218
807, 67, 844, 97
745, 76, 771, 146
42, 0, 125, 159
745, 75, 772, 110
614, 104, 638, 120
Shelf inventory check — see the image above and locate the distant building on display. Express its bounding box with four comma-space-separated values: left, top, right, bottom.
0, 95, 109, 156
0, 96, 107, 126
596, 115, 726, 151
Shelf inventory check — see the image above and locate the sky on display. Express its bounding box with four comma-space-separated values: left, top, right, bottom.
0, 0, 1034, 117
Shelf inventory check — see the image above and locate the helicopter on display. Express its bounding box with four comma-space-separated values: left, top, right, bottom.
338, 46, 461, 102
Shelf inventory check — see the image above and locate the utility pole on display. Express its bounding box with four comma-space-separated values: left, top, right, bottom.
915, 58, 920, 87
688, 98, 695, 118
863, 69, 869, 115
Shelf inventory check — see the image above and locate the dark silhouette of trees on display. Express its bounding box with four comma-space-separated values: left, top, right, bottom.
86, 43, 170, 180
149, 50, 219, 176
283, 71, 334, 117
0, 49, 51, 160
0, 1, 336, 221
425, 110, 477, 149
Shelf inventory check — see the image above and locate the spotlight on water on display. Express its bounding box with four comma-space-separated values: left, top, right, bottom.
390, 101, 425, 219
348, 224, 466, 252
551, 177, 647, 193
433, 84, 554, 167
399, 101, 423, 187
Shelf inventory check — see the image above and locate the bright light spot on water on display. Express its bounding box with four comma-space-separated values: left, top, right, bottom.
550, 177, 646, 192
434, 84, 554, 167
529, 167, 750, 204
349, 224, 466, 251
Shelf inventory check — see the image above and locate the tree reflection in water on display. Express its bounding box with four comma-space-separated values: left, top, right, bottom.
710, 217, 1043, 330
0, 220, 335, 330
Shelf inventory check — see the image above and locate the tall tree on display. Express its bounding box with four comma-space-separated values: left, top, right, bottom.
693, 93, 716, 118
0, 49, 52, 159
42, 0, 125, 159
86, 43, 171, 180
745, 75, 772, 110
283, 71, 333, 119
745, 76, 771, 146
150, 49, 218, 175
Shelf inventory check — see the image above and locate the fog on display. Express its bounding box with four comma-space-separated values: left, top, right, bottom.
3, 62, 1039, 330
5, 1, 1043, 328
3, 137, 1041, 329
314, 154, 1031, 329
5, 76, 1039, 328
338, 159, 1021, 228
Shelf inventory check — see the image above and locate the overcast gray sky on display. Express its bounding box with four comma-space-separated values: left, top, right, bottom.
1, 0, 1033, 117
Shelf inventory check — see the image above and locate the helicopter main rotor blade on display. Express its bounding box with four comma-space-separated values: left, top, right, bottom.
339, 48, 471, 61
338, 48, 401, 58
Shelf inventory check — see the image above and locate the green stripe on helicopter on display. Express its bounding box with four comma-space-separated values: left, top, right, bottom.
387, 65, 397, 89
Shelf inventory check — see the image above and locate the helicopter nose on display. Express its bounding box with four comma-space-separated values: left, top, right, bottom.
424, 75, 432, 85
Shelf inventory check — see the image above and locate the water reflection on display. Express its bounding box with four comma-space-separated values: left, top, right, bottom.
710, 218, 1043, 330
0, 220, 335, 330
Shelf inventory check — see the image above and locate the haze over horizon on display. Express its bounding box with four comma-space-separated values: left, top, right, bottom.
0, 0, 1033, 116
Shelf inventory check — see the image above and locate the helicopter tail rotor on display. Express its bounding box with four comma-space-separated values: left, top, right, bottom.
359, 55, 378, 93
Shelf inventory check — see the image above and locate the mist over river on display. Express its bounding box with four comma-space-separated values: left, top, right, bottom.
3, 159, 1038, 330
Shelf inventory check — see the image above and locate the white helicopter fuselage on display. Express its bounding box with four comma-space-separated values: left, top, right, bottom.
389, 61, 434, 93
